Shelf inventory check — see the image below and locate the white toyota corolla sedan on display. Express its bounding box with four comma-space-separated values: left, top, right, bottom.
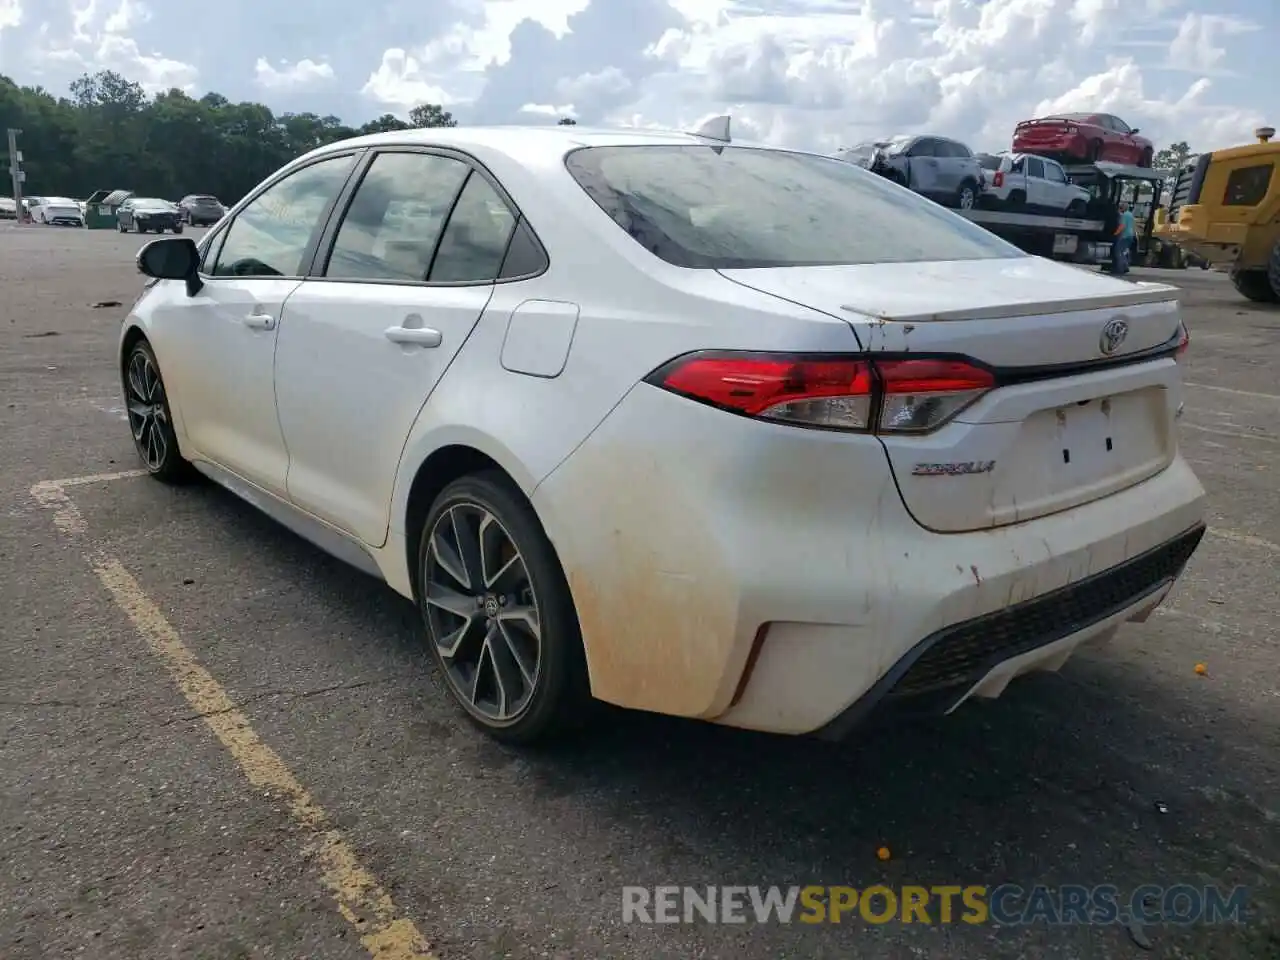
121, 122, 1206, 743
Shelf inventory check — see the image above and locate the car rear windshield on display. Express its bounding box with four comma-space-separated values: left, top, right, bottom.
977, 154, 1003, 170
563, 145, 1022, 269
134, 199, 172, 210
191, 195, 220, 203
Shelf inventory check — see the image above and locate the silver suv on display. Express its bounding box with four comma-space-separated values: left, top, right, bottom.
837, 135, 986, 210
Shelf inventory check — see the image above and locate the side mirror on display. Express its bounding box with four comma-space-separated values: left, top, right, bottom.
1130, 128, 1140, 135
136, 237, 203, 295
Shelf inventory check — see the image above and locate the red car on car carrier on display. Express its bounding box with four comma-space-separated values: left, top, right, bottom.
1013, 113, 1154, 167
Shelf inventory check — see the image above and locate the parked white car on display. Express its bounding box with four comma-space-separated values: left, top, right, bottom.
120, 124, 1205, 744
31, 196, 85, 226
977, 152, 1093, 215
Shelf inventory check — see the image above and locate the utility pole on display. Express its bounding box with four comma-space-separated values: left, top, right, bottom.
7, 128, 25, 223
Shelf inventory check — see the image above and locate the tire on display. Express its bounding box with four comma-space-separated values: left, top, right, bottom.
955, 180, 978, 210
1229, 268, 1280, 304
117, 221, 126, 232
417, 471, 591, 744
1139, 147, 1153, 168
1066, 200, 1086, 217
1006, 190, 1026, 210
1268, 240, 1280, 299
1089, 140, 1104, 162
123, 339, 194, 484
173, 225, 184, 234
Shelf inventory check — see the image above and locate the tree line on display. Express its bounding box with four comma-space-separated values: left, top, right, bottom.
1, 69, 463, 204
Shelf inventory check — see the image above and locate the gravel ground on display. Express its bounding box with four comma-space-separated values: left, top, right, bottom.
1, 224, 1277, 960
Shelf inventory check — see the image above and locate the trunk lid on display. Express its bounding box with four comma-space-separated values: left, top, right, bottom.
719, 258, 1185, 533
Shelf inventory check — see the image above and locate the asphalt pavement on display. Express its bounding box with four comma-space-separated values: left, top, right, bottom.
1, 224, 1277, 960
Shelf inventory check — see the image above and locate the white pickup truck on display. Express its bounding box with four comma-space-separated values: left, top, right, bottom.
977, 153, 1093, 216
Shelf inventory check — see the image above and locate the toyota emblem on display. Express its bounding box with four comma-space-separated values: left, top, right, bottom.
1099, 318, 1129, 356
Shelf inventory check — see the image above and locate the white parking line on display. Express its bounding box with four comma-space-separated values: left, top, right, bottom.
30, 472, 437, 960
1180, 422, 1280, 445
1207, 528, 1280, 554
1184, 382, 1280, 402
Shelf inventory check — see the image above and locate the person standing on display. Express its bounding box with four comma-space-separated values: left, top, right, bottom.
1112, 200, 1136, 275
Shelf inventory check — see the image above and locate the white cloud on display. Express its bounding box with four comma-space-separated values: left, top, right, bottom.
255, 57, 335, 90
36, 0, 198, 94
0, 0, 23, 36
0, 0, 1270, 157
1166, 12, 1259, 75
360, 48, 459, 110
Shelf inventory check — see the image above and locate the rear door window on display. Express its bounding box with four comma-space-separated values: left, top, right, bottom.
323, 151, 470, 281
427, 174, 518, 283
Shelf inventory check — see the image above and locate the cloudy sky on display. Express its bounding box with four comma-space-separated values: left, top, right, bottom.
0, 0, 1274, 155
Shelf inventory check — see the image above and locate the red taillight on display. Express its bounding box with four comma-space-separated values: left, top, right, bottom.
993, 171, 1005, 187
646, 352, 995, 434
1176, 322, 1190, 360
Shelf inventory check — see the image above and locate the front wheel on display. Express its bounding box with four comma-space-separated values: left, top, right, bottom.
123, 340, 194, 483
955, 181, 978, 210
417, 472, 591, 744
173, 225, 184, 234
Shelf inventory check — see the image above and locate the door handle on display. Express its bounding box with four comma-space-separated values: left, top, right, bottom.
385, 325, 442, 348
243, 313, 276, 330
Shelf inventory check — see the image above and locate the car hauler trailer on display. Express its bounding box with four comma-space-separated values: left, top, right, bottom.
958, 207, 1109, 263
957, 161, 1176, 267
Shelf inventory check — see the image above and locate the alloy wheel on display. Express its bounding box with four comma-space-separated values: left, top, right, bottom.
959, 186, 976, 210
125, 349, 170, 470
423, 503, 542, 723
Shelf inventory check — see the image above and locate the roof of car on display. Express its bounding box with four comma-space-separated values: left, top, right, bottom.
301, 123, 798, 165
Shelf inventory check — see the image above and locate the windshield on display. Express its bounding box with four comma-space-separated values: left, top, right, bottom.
564, 145, 1023, 269
191, 195, 221, 204
977, 155, 1003, 171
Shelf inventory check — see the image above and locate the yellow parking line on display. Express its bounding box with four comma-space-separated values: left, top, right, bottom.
30, 476, 436, 960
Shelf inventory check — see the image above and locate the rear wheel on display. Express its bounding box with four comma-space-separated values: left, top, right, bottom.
1229, 268, 1280, 304
123, 339, 194, 483
417, 472, 591, 744
1006, 190, 1026, 210
173, 225, 184, 234
1268, 240, 1280, 299
1089, 139, 1104, 162
1066, 199, 1086, 217
1139, 147, 1153, 168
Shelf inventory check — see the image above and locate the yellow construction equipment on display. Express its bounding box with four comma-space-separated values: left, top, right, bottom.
1153, 126, 1280, 303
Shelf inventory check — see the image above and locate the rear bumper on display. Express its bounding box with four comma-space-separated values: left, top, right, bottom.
533, 383, 1208, 735
815, 522, 1204, 739
1013, 132, 1088, 156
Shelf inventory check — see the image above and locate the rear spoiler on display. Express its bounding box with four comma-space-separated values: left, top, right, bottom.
1017, 118, 1081, 131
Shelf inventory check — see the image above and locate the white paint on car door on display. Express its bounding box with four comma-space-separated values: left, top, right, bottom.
168, 152, 358, 495
274, 150, 523, 546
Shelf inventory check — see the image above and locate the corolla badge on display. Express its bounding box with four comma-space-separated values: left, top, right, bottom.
1099, 318, 1129, 356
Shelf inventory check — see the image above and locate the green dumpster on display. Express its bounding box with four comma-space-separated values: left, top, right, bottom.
84, 189, 133, 229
